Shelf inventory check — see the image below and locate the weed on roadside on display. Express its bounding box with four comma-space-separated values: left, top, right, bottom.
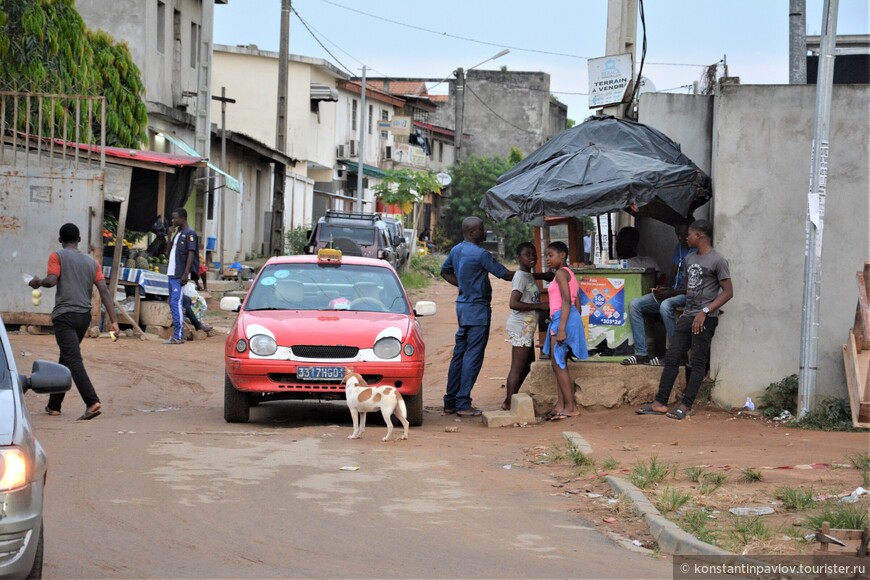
805, 504, 869, 530
739, 468, 763, 483
699, 472, 727, 494
684, 466, 705, 483
566, 445, 596, 472
847, 453, 870, 487
758, 374, 798, 418
730, 516, 774, 546
547, 444, 566, 463
775, 487, 815, 511
680, 509, 717, 545
629, 456, 674, 489
795, 397, 858, 432
601, 457, 620, 471
655, 487, 692, 513
609, 492, 635, 516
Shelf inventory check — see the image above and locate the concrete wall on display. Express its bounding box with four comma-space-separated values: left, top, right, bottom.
641, 86, 870, 407
637, 94, 714, 274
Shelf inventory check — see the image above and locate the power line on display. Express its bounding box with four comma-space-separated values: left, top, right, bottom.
291, 5, 356, 77
465, 84, 537, 135
319, 0, 588, 60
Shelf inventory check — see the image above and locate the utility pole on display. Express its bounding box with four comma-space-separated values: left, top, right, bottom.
604, 0, 639, 235
357, 65, 367, 212
273, 0, 290, 254
789, 0, 808, 84
211, 87, 235, 270
454, 67, 464, 161
798, 0, 839, 418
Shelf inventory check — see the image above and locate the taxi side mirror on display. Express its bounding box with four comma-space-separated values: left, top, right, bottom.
414, 301, 436, 317
220, 296, 241, 312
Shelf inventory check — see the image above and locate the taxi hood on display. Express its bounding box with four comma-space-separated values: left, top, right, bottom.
238, 310, 411, 346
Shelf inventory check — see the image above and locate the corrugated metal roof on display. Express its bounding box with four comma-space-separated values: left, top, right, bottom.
311, 82, 339, 101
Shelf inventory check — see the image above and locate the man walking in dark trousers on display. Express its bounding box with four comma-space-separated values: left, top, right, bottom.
440, 217, 552, 417
29, 223, 118, 420
635, 219, 733, 420
165, 208, 199, 345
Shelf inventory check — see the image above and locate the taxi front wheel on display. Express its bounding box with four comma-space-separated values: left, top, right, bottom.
224, 373, 250, 423
405, 388, 423, 427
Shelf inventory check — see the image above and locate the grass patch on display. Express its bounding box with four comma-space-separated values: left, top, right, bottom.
775, 487, 815, 511
399, 270, 429, 289
796, 397, 858, 432
399, 254, 444, 290
758, 374, 798, 418
805, 504, 870, 530
684, 466, 705, 483
629, 456, 674, 489
655, 487, 692, 513
730, 516, 774, 546
601, 457, 620, 471
699, 472, 727, 494
546, 444, 565, 463
566, 445, 595, 468
680, 509, 717, 545
848, 452, 870, 472
609, 492, 634, 516
739, 468, 763, 483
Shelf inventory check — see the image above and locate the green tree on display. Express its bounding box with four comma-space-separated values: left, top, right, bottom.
0, 0, 148, 148
441, 147, 533, 254
371, 168, 441, 231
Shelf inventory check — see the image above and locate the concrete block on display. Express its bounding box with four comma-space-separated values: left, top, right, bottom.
207, 279, 241, 293
145, 325, 171, 339
562, 432, 592, 455
576, 377, 626, 409
140, 300, 172, 327
482, 394, 537, 427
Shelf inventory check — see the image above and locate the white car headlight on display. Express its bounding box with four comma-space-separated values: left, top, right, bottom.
0, 449, 28, 492
249, 334, 278, 356
373, 337, 402, 359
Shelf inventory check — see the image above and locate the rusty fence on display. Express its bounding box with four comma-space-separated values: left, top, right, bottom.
0, 92, 106, 170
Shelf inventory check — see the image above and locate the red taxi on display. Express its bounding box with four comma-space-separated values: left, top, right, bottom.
220, 249, 435, 425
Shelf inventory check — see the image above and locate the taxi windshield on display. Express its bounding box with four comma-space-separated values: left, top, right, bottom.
245, 263, 410, 314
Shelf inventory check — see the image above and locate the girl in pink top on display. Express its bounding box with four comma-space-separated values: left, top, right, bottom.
543, 241, 587, 421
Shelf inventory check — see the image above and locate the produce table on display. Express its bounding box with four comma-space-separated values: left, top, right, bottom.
102, 267, 169, 297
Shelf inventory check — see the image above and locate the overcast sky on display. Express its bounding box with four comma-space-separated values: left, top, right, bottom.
214, 0, 869, 120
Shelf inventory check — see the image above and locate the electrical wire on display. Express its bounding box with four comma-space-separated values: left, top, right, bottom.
318, 0, 588, 60
465, 84, 538, 135
624, 0, 647, 120
291, 5, 357, 77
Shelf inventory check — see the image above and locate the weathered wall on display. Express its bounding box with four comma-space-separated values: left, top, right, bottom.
637, 94, 714, 274
640, 85, 870, 407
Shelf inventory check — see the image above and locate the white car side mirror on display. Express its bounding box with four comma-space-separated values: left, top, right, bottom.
414, 301, 436, 317
220, 296, 242, 312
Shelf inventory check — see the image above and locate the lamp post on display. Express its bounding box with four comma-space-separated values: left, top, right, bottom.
454, 49, 509, 160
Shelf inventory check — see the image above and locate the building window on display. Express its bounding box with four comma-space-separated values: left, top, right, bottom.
157, 1, 166, 54
380, 109, 389, 139
439, 141, 444, 162
190, 23, 199, 68
368, 105, 373, 135
412, 108, 428, 123
351, 99, 357, 132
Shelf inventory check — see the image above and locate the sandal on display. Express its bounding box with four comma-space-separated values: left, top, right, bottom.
77, 403, 102, 421
666, 406, 693, 421
456, 408, 482, 417
648, 356, 664, 366
549, 412, 570, 421
621, 355, 649, 366
45, 405, 60, 417
635, 404, 665, 415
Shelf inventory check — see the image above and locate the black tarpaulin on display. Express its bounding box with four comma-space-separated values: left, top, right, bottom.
482, 115, 712, 226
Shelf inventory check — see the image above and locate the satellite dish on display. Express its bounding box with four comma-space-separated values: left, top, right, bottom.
639, 76, 657, 94
436, 172, 452, 187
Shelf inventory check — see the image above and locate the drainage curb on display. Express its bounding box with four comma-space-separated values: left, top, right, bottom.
562, 431, 593, 454
606, 476, 733, 556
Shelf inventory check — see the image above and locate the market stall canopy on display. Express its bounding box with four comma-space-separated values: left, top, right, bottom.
482, 116, 711, 226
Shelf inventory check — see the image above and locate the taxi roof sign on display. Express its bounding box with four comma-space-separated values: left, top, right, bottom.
317, 248, 342, 264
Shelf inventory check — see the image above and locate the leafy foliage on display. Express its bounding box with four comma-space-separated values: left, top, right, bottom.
284, 225, 312, 255
0, 0, 148, 148
758, 374, 798, 418
441, 148, 532, 253
372, 168, 441, 215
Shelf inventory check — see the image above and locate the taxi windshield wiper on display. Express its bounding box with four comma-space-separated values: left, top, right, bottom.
245, 306, 284, 311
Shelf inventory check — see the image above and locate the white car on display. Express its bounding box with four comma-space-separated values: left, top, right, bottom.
0, 318, 71, 578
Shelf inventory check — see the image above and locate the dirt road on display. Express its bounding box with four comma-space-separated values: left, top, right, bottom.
10, 274, 867, 577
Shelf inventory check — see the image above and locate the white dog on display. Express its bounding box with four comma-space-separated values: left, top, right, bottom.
343, 371, 409, 442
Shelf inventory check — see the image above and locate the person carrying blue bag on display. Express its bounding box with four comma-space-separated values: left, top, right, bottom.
542, 241, 587, 421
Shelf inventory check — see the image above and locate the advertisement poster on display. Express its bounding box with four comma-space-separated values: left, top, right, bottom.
578, 277, 625, 326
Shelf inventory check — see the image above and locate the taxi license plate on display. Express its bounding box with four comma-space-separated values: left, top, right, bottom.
297, 366, 345, 381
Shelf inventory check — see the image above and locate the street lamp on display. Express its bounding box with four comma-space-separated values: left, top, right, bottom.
454, 49, 510, 159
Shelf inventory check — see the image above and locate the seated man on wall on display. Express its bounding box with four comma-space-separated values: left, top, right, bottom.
622, 222, 695, 366
615, 226, 660, 271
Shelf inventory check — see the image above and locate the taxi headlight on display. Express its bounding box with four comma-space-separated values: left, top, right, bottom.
249, 335, 278, 356
373, 337, 402, 359
0, 449, 28, 492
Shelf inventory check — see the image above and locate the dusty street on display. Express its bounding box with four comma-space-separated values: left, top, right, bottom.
10, 274, 868, 578
10, 275, 671, 579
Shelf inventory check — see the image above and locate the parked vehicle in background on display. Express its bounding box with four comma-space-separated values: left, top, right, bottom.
383, 218, 409, 270
220, 248, 436, 426
304, 211, 398, 269
481, 230, 503, 259
0, 318, 71, 579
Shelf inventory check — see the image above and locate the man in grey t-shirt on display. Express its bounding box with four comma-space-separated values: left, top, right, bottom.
635, 219, 733, 420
